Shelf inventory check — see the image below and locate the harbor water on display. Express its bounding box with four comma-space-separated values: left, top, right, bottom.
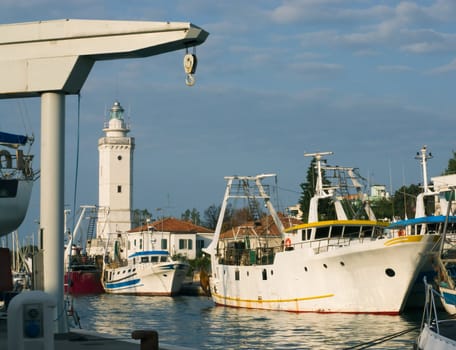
72, 294, 423, 349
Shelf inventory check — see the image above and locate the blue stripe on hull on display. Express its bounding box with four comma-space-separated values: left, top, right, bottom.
105, 278, 141, 290
442, 290, 456, 306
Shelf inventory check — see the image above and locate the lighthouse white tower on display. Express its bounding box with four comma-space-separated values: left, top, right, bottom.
97, 101, 135, 237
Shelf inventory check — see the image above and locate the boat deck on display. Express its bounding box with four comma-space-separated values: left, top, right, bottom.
433, 319, 456, 342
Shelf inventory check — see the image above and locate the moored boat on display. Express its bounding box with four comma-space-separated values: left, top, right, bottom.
204, 153, 440, 314
415, 277, 456, 350
386, 146, 456, 309
64, 206, 104, 295
102, 230, 189, 296
0, 131, 37, 237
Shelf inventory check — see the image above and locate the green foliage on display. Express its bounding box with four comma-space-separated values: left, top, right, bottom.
393, 184, 436, 219
369, 197, 394, 220
181, 208, 201, 225
443, 150, 456, 175
132, 208, 152, 228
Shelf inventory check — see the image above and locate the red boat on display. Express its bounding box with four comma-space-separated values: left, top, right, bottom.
64, 255, 104, 295
64, 206, 104, 295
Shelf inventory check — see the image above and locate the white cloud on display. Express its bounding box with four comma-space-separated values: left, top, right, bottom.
429, 58, 456, 74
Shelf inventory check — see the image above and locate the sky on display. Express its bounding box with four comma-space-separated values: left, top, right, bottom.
1, 0, 456, 242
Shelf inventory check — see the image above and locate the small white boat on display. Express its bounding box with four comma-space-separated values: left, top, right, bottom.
103, 249, 189, 296
415, 278, 456, 350
0, 131, 37, 237
204, 153, 440, 314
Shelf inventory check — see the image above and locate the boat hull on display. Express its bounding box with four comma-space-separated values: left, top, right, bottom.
103, 262, 189, 296
209, 235, 439, 314
439, 285, 456, 315
64, 269, 104, 295
0, 179, 33, 236
416, 321, 456, 349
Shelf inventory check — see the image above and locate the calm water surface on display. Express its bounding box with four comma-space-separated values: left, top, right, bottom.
72, 294, 422, 349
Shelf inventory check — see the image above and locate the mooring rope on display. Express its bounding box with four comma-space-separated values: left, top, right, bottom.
342, 326, 419, 349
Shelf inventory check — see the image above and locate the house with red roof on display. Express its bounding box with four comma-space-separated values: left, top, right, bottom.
129, 217, 214, 260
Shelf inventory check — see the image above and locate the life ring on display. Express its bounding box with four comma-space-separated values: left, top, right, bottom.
398, 229, 405, 237
285, 238, 292, 248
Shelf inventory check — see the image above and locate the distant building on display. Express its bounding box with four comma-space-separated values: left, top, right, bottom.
431, 174, 456, 215
370, 185, 390, 200
286, 204, 303, 220
129, 217, 213, 259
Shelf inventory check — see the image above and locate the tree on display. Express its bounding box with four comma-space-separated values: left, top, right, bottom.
298, 156, 333, 222
132, 208, 152, 228
203, 204, 220, 229
203, 203, 234, 230
181, 208, 201, 225
443, 151, 456, 175
369, 197, 394, 220
392, 184, 424, 219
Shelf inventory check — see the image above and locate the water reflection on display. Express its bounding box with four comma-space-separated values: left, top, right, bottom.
73, 295, 421, 349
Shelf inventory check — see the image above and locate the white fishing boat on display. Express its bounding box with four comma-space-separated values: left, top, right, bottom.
204, 153, 440, 314
102, 230, 189, 296
415, 277, 456, 350
0, 131, 37, 237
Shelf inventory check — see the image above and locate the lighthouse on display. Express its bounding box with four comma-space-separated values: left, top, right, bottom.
97, 101, 135, 237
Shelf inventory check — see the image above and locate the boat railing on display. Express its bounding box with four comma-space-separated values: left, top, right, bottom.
420, 277, 442, 335
0, 149, 35, 179
217, 245, 280, 266
105, 258, 129, 269
290, 235, 377, 255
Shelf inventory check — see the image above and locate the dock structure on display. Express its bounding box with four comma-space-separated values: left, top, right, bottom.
0, 317, 196, 350
0, 18, 208, 339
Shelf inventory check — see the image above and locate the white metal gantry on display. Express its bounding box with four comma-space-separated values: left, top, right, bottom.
0, 18, 208, 333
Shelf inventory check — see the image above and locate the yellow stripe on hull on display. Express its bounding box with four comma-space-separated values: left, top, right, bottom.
383, 235, 425, 246
212, 292, 334, 304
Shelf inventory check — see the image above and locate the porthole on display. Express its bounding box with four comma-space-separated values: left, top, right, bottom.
385, 268, 395, 277
270, 270, 274, 275
340, 262, 345, 266
323, 264, 328, 269
117, 155, 122, 160
304, 267, 308, 272
247, 271, 249, 277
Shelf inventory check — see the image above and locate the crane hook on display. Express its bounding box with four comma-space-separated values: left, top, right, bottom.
183, 52, 198, 86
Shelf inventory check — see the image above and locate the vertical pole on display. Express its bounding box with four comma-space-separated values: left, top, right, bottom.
41, 92, 67, 333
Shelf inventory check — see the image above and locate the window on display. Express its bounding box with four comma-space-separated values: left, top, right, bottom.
117, 185, 122, 193
141, 257, 148, 263
161, 239, 167, 250
179, 239, 193, 250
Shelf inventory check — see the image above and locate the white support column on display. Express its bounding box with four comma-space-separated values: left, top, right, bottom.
40, 92, 67, 333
